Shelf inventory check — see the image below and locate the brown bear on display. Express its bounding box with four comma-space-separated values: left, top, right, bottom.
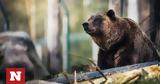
82, 9, 160, 70
0, 31, 49, 82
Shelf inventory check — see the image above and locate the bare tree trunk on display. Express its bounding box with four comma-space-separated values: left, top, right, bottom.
138, 0, 150, 36
150, 0, 160, 49
138, 0, 160, 51
128, 0, 138, 23
0, 0, 9, 31
47, 0, 62, 74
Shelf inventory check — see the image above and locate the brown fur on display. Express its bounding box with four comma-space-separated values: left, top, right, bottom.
82, 10, 160, 69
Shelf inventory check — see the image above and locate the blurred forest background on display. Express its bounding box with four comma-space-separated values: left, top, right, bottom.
0, 0, 159, 74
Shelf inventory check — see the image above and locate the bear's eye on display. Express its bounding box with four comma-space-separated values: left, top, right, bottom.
93, 18, 102, 25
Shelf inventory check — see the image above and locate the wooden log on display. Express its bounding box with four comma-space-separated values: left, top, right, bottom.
49, 61, 159, 83
79, 63, 160, 84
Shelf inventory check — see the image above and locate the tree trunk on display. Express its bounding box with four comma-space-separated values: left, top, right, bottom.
47, 0, 62, 74
138, 0, 160, 52
150, 0, 160, 50
138, 0, 150, 36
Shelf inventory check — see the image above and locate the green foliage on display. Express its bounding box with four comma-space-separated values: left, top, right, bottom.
69, 33, 92, 71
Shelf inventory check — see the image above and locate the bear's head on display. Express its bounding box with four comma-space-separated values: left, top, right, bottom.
82, 9, 131, 50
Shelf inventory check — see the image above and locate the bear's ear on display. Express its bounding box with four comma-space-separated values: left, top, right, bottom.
106, 9, 116, 21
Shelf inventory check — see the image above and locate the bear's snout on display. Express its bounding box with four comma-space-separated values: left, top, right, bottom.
82, 22, 89, 28
82, 22, 90, 32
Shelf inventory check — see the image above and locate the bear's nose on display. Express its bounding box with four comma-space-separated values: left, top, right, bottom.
82, 22, 89, 28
